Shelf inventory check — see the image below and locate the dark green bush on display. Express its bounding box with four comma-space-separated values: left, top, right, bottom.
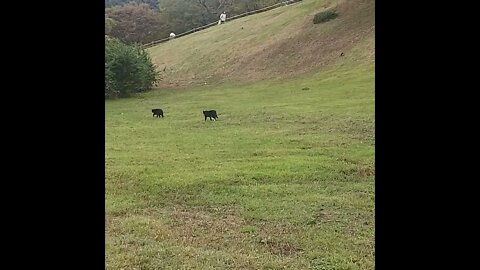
105, 36, 159, 98
313, 10, 338, 24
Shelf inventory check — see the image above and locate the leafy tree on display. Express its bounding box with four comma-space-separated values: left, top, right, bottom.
106, 3, 166, 44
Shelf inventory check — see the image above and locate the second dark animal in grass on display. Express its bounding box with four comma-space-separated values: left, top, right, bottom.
203, 110, 218, 121
152, 109, 164, 118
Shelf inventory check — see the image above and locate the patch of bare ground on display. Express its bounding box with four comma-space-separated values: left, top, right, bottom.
107, 206, 307, 257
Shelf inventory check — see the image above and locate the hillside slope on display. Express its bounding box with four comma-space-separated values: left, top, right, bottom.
148, 0, 374, 88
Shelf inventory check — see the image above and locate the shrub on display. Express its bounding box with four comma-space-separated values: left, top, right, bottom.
313, 10, 338, 24
105, 37, 159, 98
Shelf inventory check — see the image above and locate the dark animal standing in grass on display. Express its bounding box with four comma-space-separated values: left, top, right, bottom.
152, 109, 164, 118
203, 110, 218, 121
340, 52, 344, 56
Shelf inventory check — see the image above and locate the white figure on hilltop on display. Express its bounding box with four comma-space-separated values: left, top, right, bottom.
219, 11, 226, 24
169, 32, 176, 40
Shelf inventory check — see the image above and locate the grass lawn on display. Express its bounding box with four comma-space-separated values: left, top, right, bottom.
106, 61, 374, 269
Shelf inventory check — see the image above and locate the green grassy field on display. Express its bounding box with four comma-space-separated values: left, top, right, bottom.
106, 0, 374, 269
